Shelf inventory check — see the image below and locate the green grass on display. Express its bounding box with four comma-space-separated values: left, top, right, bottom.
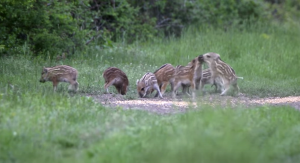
1, 25, 300, 97
1, 93, 300, 163
1, 25, 300, 163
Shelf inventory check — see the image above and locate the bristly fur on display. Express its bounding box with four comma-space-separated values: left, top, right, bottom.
170, 56, 203, 98
200, 52, 243, 96
39, 65, 79, 91
136, 72, 163, 98
154, 63, 168, 74
200, 68, 220, 92
102, 67, 129, 95
153, 63, 175, 97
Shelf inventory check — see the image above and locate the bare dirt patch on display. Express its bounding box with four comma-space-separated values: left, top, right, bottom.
87, 92, 300, 114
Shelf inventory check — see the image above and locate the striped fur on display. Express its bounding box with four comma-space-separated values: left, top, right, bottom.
153, 63, 175, 96
173, 65, 191, 95
199, 69, 220, 92
39, 65, 79, 91
102, 67, 129, 95
136, 72, 163, 98
170, 56, 203, 98
200, 52, 243, 95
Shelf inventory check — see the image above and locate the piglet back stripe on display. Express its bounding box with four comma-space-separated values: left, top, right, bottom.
140, 72, 157, 86
154, 63, 170, 74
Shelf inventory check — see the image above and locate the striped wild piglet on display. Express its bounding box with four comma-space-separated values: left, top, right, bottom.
39, 65, 79, 91
153, 63, 175, 97
199, 52, 243, 96
170, 56, 204, 99
102, 67, 129, 95
199, 68, 220, 93
136, 72, 163, 98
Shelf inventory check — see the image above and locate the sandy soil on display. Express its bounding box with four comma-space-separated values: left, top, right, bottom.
87, 92, 300, 114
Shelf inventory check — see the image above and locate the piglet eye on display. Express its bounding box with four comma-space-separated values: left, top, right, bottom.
207, 55, 211, 58
141, 88, 144, 91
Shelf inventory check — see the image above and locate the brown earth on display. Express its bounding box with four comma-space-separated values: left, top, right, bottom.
87, 92, 300, 114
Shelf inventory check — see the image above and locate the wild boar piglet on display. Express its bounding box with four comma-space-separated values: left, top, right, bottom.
171, 56, 204, 98
136, 72, 163, 98
102, 67, 129, 95
153, 63, 175, 97
39, 65, 79, 91
199, 52, 243, 96
199, 68, 220, 92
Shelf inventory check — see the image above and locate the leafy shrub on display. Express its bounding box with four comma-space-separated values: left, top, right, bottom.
0, 0, 299, 57
0, 0, 86, 57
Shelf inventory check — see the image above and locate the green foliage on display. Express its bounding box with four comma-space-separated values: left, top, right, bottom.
81, 0, 157, 43
264, 0, 300, 26
1, 0, 300, 57
0, 45, 4, 51
0, 0, 86, 57
126, 0, 265, 37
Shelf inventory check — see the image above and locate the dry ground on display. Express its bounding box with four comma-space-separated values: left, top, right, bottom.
87, 92, 300, 114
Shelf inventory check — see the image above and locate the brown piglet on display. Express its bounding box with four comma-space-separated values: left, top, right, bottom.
170, 56, 204, 98
136, 72, 163, 98
39, 65, 79, 91
102, 67, 129, 95
153, 63, 175, 97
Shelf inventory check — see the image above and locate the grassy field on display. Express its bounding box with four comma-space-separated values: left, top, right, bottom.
1, 25, 300, 163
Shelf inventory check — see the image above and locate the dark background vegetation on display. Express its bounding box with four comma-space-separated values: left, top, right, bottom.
0, 0, 300, 58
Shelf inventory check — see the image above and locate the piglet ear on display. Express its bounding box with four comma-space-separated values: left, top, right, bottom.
136, 79, 139, 85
